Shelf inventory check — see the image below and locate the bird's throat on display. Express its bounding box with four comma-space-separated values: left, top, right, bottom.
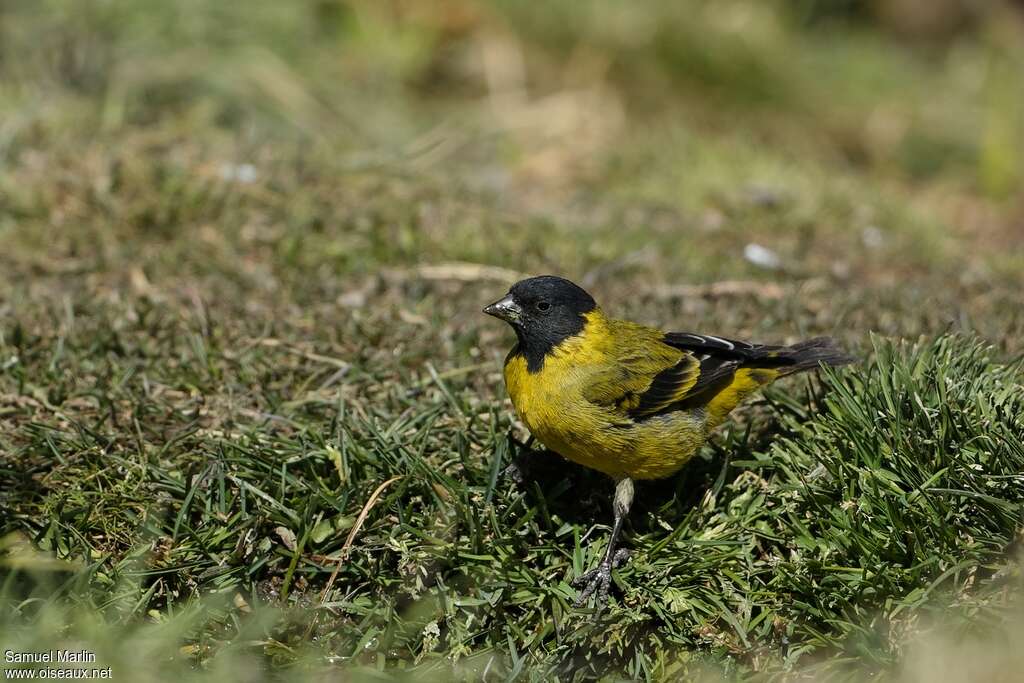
511, 309, 604, 373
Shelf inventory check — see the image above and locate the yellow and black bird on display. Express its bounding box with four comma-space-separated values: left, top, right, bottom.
484, 275, 852, 606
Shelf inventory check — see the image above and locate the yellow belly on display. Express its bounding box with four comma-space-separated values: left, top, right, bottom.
503, 352, 708, 480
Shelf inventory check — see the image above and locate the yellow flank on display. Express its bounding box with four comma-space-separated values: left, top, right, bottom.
503, 310, 780, 480
705, 367, 780, 428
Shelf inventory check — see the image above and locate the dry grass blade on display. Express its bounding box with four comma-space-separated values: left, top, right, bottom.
652, 280, 790, 300
318, 475, 404, 605
389, 262, 528, 283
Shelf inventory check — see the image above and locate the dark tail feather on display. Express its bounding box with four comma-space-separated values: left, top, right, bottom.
774, 337, 855, 375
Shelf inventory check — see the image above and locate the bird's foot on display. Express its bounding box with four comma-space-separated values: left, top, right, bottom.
501, 435, 535, 485
501, 457, 527, 485
572, 548, 630, 609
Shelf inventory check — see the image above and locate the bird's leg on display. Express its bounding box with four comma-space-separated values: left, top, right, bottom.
573, 477, 634, 608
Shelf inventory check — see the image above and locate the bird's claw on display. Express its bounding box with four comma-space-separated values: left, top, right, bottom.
572, 549, 630, 609
501, 459, 526, 485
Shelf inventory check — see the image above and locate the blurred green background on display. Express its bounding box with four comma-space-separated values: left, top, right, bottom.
2, 0, 1023, 336
2, 1, 1024, 681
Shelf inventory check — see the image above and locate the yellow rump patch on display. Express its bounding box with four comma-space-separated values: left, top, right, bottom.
705, 368, 780, 427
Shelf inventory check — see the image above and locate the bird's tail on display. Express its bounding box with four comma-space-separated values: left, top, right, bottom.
700, 336, 852, 427
770, 337, 855, 375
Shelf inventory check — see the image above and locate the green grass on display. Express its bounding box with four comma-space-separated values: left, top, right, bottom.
2, 1, 1024, 681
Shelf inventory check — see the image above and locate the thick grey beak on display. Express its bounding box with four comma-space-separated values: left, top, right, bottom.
483, 294, 521, 322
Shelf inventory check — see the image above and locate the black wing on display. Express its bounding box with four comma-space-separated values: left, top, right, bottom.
662, 332, 784, 362
658, 332, 792, 410
663, 331, 853, 395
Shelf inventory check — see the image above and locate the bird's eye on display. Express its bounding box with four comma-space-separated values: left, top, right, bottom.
536, 301, 551, 312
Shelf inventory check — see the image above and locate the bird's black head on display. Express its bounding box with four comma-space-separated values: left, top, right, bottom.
483, 275, 597, 371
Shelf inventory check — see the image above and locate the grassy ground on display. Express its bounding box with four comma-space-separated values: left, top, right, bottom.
2, 1, 1024, 680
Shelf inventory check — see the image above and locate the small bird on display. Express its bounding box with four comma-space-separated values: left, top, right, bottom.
484, 275, 852, 607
